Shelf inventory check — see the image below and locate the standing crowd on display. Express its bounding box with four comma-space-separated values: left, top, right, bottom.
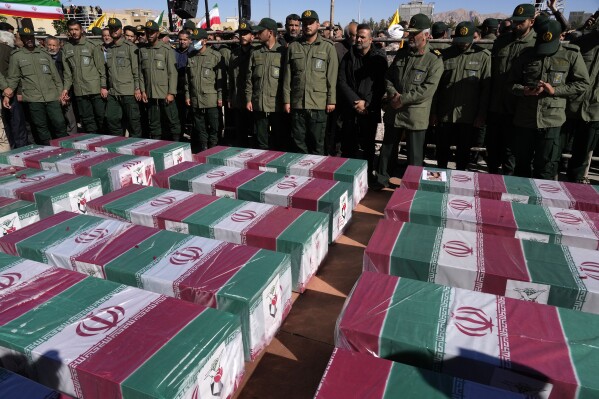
0, 2, 597, 188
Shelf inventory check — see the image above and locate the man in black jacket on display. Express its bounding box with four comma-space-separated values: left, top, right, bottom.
338, 23, 387, 185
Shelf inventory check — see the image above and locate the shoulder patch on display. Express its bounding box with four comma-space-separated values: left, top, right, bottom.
432, 49, 442, 56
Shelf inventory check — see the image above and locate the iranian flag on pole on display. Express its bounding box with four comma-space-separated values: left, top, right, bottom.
0, 212, 293, 361
365, 219, 599, 313
0, 145, 77, 169
315, 348, 522, 399
336, 271, 599, 398
153, 161, 352, 243
0, 168, 103, 218
87, 184, 329, 292
0, 252, 244, 399
0, 0, 64, 20
199, 3, 221, 29
195, 146, 368, 206
0, 367, 73, 399
0, 197, 39, 237
403, 166, 599, 213
386, 188, 599, 250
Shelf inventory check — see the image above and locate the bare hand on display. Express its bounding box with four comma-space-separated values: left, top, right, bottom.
326, 104, 336, 113
246, 101, 253, 112
217, 100, 222, 107
3, 88, 13, 98
141, 92, 148, 103
538, 80, 555, 96
134, 89, 142, 101
165, 94, 175, 104
353, 100, 366, 113
60, 89, 69, 102
100, 88, 108, 99
2, 96, 10, 109
185, 98, 191, 106
547, 0, 557, 11
284, 103, 290, 114
390, 93, 402, 109
523, 86, 543, 96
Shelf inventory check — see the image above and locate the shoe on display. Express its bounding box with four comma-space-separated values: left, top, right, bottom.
575, 177, 591, 185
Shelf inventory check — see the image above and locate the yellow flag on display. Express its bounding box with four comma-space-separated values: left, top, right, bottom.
88, 14, 106, 30
390, 9, 400, 26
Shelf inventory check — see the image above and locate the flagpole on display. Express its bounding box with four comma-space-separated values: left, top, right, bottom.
330, 0, 334, 27
205, 0, 210, 29
167, 3, 174, 32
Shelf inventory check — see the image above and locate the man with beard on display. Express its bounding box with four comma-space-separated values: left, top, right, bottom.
123, 25, 137, 43
61, 19, 107, 134
486, 4, 536, 175
228, 20, 254, 147
375, 13, 443, 188
283, 10, 338, 155
3, 26, 66, 144
430, 21, 490, 171
104, 18, 142, 137
47, 36, 78, 135
175, 29, 192, 138
139, 20, 180, 141
338, 23, 387, 185
279, 14, 301, 47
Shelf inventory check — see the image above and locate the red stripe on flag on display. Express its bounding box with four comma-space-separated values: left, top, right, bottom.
480, 234, 529, 295
73, 297, 205, 398
214, 169, 262, 194
192, 146, 228, 163
87, 184, 146, 214
0, 212, 78, 255
127, 140, 170, 157
23, 148, 74, 169
399, 166, 423, 190
476, 174, 508, 201
292, 179, 337, 211
384, 188, 417, 221
0, 166, 25, 177
71, 153, 122, 176
0, 10, 64, 20
562, 182, 599, 213
311, 157, 347, 180
245, 151, 285, 170
15, 174, 77, 202
244, 206, 304, 251
86, 136, 129, 151
50, 133, 88, 147
154, 194, 218, 229
363, 220, 403, 274
478, 198, 518, 237
0, 196, 18, 207
151, 161, 197, 188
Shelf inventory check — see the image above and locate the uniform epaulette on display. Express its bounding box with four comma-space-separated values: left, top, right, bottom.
472, 44, 491, 55
431, 48, 442, 57
10, 47, 20, 55
321, 38, 335, 46
562, 43, 580, 52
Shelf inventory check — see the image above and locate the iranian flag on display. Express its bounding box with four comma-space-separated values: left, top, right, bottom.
153, 161, 353, 243
403, 166, 599, 213
0, 212, 293, 361
195, 146, 368, 207
0, 163, 25, 177
199, 3, 221, 29
336, 271, 599, 398
315, 349, 522, 399
0, 367, 73, 398
0, 0, 64, 20
50, 134, 192, 171
0, 252, 244, 399
386, 188, 599, 250
0, 145, 77, 169
0, 168, 103, 218
365, 219, 599, 313
0, 196, 39, 237
40, 150, 156, 193
87, 184, 329, 292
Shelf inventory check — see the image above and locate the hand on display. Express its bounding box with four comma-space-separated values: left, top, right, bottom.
217, 100, 222, 107
165, 94, 175, 104
473, 115, 486, 128
185, 98, 191, 106
523, 86, 543, 96
246, 101, 253, 112
538, 80, 555, 96
60, 89, 69, 102
547, 0, 557, 11
284, 103, 290, 113
390, 93, 402, 109
429, 114, 438, 127
227, 101, 232, 109
353, 100, 366, 113
2, 96, 10, 109
3, 88, 13, 98
100, 88, 108, 99
16, 94, 22, 102
326, 104, 336, 113
134, 89, 142, 101
141, 92, 148, 103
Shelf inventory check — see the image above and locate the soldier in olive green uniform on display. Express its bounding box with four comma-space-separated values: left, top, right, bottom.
228, 20, 255, 147
486, 4, 537, 175
89, 27, 103, 46
139, 21, 180, 141
566, 28, 599, 183
283, 10, 338, 155
62, 19, 107, 134
430, 22, 450, 50
431, 21, 491, 171
245, 18, 286, 150
214, 32, 232, 144
3, 27, 66, 144
477, 18, 498, 50
185, 28, 223, 152
376, 14, 443, 187
105, 18, 143, 137
509, 20, 589, 179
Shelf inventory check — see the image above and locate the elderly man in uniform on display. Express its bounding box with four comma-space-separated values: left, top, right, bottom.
283, 10, 338, 155
375, 13, 443, 188
228, 20, 254, 147
139, 20, 180, 141
104, 18, 143, 137
3, 26, 66, 144
431, 21, 491, 171
509, 20, 589, 179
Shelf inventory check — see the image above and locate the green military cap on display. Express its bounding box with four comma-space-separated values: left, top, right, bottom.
453, 21, 475, 43
255, 18, 278, 32
237, 19, 253, 34
17, 26, 34, 36
91, 27, 103, 36
183, 20, 196, 30
535, 19, 561, 55
301, 10, 319, 22
478, 18, 498, 29
107, 17, 122, 29
135, 25, 145, 34
123, 25, 135, 33
406, 13, 431, 32
190, 28, 208, 40
431, 21, 448, 36
511, 4, 536, 22
533, 12, 551, 33
144, 20, 159, 31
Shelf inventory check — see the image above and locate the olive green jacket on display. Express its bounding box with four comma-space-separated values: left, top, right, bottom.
139, 41, 178, 99
185, 47, 222, 108
7, 47, 62, 103
0, 71, 7, 90
432, 45, 491, 124
385, 43, 443, 130
105, 38, 140, 96
217, 45, 231, 101
228, 44, 253, 108
429, 41, 450, 50
62, 37, 106, 96
509, 44, 590, 129
567, 32, 599, 122
489, 29, 536, 115
245, 42, 285, 113
477, 33, 496, 51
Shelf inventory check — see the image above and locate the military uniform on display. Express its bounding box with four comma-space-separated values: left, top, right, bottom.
62, 37, 106, 133
566, 30, 599, 182
379, 42, 442, 175
185, 29, 223, 151
139, 21, 180, 140
432, 22, 491, 171
229, 22, 255, 147
6, 43, 66, 144
509, 20, 590, 179
283, 11, 338, 155
216, 44, 231, 143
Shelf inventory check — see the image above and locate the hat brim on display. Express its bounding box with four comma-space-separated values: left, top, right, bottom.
254, 25, 267, 32
236, 29, 253, 34
453, 36, 474, 44
511, 16, 532, 22
144, 27, 159, 32
108, 25, 122, 29
405, 28, 423, 33
535, 39, 559, 55
301, 18, 318, 23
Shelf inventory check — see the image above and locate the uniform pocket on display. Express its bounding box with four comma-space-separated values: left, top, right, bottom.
39, 59, 51, 74
411, 66, 427, 84
464, 63, 481, 79
312, 55, 326, 72
271, 65, 280, 79
18, 59, 34, 76
154, 53, 165, 70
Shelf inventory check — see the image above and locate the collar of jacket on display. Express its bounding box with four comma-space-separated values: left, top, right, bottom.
259, 42, 281, 52
300, 34, 323, 46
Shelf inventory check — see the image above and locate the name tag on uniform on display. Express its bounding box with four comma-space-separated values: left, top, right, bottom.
315, 59, 324, 69
41, 64, 50, 74
466, 70, 477, 77
82, 56, 91, 66
467, 61, 479, 66
66, 49, 74, 55
156, 60, 164, 69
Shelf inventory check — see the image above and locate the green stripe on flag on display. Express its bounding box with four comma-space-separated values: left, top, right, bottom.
207, 147, 242, 165
150, 142, 188, 171
0, 277, 122, 353
407, 190, 446, 226
390, 223, 440, 280
278, 212, 327, 272
380, 278, 446, 369
333, 159, 367, 185
267, 153, 303, 173
238, 173, 281, 203
185, 198, 242, 238
385, 361, 455, 397
101, 138, 138, 152
511, 203, 556, 241
168, 164, 217, 192
102, 186, 165, 221
503, 175, 539, 204
89, 156, 132, 192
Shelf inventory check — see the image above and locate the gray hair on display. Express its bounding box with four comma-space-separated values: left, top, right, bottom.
344, 21, 358, 37
0, 30, 14, 47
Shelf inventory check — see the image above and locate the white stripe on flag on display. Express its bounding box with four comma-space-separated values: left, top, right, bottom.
533, 180, 574, 209
565, 246, 599, 313
212, 202, 275, 245
0, 259, 56, 300
224, 149, 267, 168
435, 229, 480, 290
288, 155, 327, 177
108, 156, 155, 188
8, 147, 58, 167
189, 166, 239, 196
111, 140, 154, 155
445, 194, 479, 232
547, 207, 599, 249
56, 152, 109, 174
262, 175, 311, 207
0, 171, 60, 198
447, 170, 476, 197
130, 190, 195, 227
71, 136, 115, 150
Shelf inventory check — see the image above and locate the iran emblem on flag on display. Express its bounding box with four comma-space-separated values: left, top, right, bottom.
199, 3, 221, 29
